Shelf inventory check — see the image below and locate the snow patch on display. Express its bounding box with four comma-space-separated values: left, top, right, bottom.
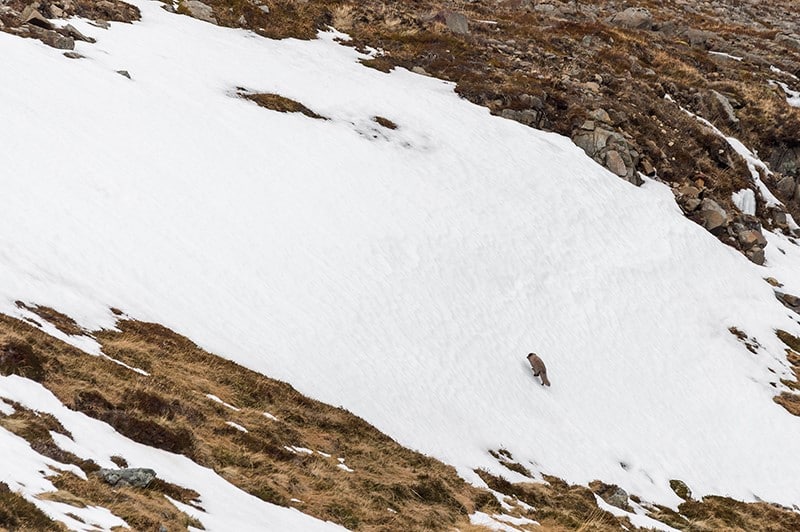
732, 189, 757, 215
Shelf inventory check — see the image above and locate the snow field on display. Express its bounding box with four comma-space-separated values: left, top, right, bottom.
2, 0, 800, 518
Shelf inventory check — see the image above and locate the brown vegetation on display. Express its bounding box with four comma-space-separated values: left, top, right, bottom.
241, 91, 327, 120
0, 482, 62, 531
4, 307, 800, 529
0, 313, 494, 530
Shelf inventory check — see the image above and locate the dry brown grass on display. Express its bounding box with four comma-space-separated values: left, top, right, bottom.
15, 302, 85, 336
242, 92, 327, 120
0, 314, 495, 531
476, 470, 628, 531
0, 482, 63, 531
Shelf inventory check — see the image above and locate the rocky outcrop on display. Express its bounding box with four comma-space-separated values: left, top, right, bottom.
181, 0, 216, 24
98, 467, 157, 488
572, 109, 642, 185
776, 292, 800, 311
677, 181, 769, 264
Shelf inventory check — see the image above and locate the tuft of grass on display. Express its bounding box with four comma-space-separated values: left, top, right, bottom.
241, 92, 327, 120
0, 482, 61, 531
0, 339, 46, 381
774, 392, 800, 416
0, 312, 488, 531
476, 469, 626, 531
16, 302, 84, 336
373, 116, 398, 130
679, 495, 800, 530
777, 330, 800, 353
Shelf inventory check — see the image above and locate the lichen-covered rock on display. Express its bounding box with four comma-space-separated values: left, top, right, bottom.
99, 467, 157, 488
607, 7, 652, 30
572, 115, 642, 185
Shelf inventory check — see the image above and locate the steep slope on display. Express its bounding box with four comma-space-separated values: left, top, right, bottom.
3, 0, 800, 529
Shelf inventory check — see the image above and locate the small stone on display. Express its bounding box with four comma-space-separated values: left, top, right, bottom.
774, 211, 789, 228
411, 66, 430, 76
605, 150, 628, 177
607, 7, 652, 30
20, 5, 53, 29
738, 229, 767, 250
780, 293, 800, 307
682, 198, 702, 212
258, 5, 269, 14
63, 51, 84, 59
776, 175, 796, 199
699, 198, 728, 232
62, 23, 96, 43
116, 70, 131, 79
36, 29, 74, 49
589, 481, 630, 511
678, 185, 701, 199
710, 90, 738, 125
182, 0, 216, 23
444, 12, 469, 35
588, 108, 611, 124
746, 247, 765, 265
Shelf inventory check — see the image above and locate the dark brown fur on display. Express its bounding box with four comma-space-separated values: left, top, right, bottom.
526, 353, 550, 386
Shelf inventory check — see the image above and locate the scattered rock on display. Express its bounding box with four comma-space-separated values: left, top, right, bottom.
698, 198, 728, 232
607, 7, 652, 30
63, 51, 83, 59
685, 28, 719, 49
572, 117, 642, 185
33, 28, 75, 49
98, 467, 157, 488
776, 34, 800, 50
116, 70, 131, 79
20, 4, 53, 29
411, 66, 430, 76
443, 11, 469, 35
500, 108, 546, 129
61, 23, 96, 43
746, 247, 765, 265
605, 150, 628, 177
258, 5, 269, 15
710, 90, 739, 126
589, 480, 630, 511
777, 292, 800, 308
737, 229, 767, 250
182, 0, 216, 24
588, 108, 611, 124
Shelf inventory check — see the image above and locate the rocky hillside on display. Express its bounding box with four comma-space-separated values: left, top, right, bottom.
4, 0, 800, 531
182, 0, 800, 261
